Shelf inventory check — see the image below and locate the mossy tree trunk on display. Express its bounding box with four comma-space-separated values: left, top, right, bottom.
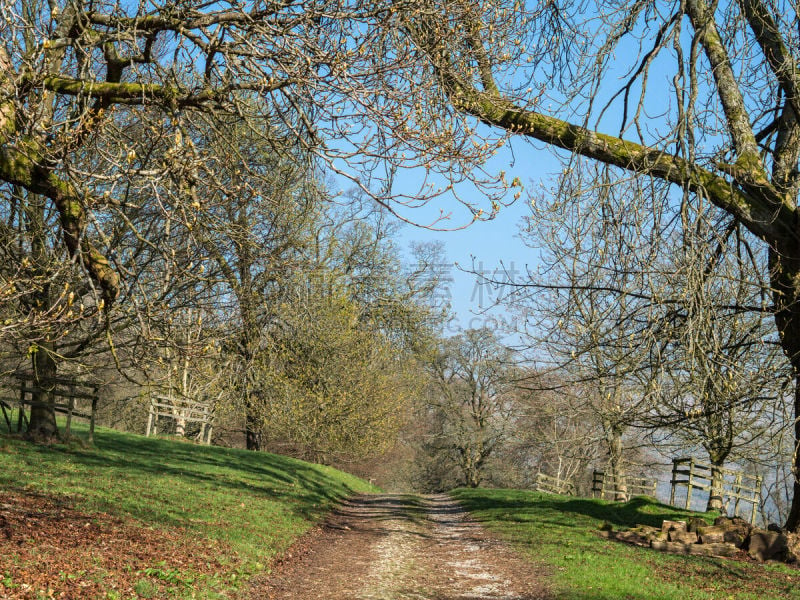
27, 342, 58, 442
707, 460, 726, 513
460, 446, 483, 488
702, 375, 734, 513
23, 192, 59, 442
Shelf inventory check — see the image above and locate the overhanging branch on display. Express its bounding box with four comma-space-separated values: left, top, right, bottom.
450, 84, 795, 244
38, 76, 292, 106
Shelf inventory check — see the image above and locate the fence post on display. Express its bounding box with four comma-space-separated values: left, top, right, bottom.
145, 398, 154, 437
591, 470, 600, 498
88, 392, 97, 443
65, 395, 74, 438
16, 382, 26, 433
670, 459, 677, 507
686, 458, 694, 510
0, 401, 11, 432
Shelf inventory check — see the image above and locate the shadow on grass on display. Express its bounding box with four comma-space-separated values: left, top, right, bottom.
0, 424, 367, 528
451, 489, 785, 600
453, 489, 710, 530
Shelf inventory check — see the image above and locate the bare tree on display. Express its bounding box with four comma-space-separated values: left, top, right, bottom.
511, 376, 605, 496
0, 177, 206, 440
403, 0, 800, 530
0, 0, 515, 439
0, 0, 509, 300
424, 328, 518, 488
508, 164, 789, 509
648, 196, 789, 511
182, 112, 320, 450
508, 169, 665, 500
146, 306, 229, 439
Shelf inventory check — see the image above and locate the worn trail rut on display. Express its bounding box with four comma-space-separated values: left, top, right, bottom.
251, 494, 549, 600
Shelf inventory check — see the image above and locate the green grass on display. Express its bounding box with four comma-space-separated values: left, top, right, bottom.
452, 487, 800, 600
0, 419, 378, 598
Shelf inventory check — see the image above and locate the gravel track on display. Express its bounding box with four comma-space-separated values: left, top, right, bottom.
250, 494, 550, 600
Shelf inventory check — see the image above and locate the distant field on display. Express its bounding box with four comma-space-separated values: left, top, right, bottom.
452, 487, 800, 600
0, 421, 377, 599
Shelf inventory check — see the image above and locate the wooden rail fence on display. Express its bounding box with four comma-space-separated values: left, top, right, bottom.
0, 373, 99, 441
591, 470, 657, 501
670, 457, 762, 524
145, 394, 214, 444
535, 472, 575, 495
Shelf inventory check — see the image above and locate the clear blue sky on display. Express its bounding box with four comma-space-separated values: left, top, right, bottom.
396, 138, 562, 337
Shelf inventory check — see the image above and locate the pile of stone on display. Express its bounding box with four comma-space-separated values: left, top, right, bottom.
599, 516, 797, 563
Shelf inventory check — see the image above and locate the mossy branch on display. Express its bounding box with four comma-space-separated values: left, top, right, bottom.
38, 76, 290, 106
738, 0, 800, 118
450, 86, 795, 244
685, 0, 764, 165
0, 141, 120, 304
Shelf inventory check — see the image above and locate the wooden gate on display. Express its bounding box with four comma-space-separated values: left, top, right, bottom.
591, 470, 657, 501
535, 472, 575, 495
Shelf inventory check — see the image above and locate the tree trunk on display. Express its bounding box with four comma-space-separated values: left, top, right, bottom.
245, 404, 262, 451
784, 369, 800, 530
465, 465, 481, 488
239, 285, 262, 451
707, 460, 725, 513
605, 422, 627, 502
23, 191, 58, 442
243, 368, 261, 451
461, 447, 482, 488
26, 342, 58, 442
786, 477, 800, 532
771, 245, 800, 531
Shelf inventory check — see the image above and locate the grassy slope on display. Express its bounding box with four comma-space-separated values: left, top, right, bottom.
452, 488, 800, 600
0, 422, 377, 598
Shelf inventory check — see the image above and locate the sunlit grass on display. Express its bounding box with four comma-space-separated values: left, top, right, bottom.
0, 420, 378, 597
452, 488, 800, 600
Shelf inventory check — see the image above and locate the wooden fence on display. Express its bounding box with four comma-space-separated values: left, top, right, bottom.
670, 457, 762, 524
146, 394, 214, 444
591, 470, 657, 501
0, 373, 99, 441
535, 472, 575, 495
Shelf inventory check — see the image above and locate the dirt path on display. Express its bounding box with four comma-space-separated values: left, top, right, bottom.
249, 494, 549, 600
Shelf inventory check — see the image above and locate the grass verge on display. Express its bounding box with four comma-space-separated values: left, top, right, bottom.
451, 487, 800, 600
0, 422, 377, 599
